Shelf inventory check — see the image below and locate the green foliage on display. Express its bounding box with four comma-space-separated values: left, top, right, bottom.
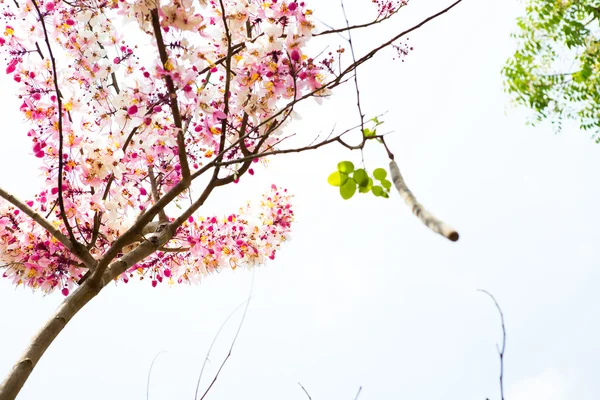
504, 0, 600, 139
327, 161, 391, 200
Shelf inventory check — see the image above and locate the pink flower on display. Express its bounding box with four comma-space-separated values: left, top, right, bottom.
6, 59, 18, 74
291, 50, 300, 62
213, 110, 227, 120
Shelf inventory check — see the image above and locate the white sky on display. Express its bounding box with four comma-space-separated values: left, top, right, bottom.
1, 0, 599, 399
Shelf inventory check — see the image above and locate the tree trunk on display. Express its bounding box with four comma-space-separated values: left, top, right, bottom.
0, 280, 101, 400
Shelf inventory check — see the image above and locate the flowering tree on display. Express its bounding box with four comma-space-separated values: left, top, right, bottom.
0, 0, 462, 398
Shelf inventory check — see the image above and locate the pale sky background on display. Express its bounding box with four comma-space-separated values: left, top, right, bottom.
1, 0, 599, 399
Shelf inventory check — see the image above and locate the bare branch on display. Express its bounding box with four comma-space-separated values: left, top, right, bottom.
197, 275, 254, 400
194, 298, 251, 400
389, 160, 459, 241
298, 383, 312, 400
146, 350, 167, 400
354, 386, 363, 400
479, 290, 506, 400
315, 3, 404, 37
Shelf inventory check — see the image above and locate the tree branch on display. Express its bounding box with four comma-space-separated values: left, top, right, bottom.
150, 8, 191, 183
31, 0, 76, 243
389, 160, 459, 241
0, 187, 96, 268
148, 166, 168, 223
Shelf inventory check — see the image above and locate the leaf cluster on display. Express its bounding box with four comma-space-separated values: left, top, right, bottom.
503, 0, 600, 138
327, 161, 392, 200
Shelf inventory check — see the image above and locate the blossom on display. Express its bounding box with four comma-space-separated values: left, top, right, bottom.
0, 0, 328, 293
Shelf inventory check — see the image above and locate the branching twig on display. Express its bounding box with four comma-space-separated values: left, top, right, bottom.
194, 298, 251, 400
478, 290, 506, 400
389, 160, 459, 241
197, 274, 254, 400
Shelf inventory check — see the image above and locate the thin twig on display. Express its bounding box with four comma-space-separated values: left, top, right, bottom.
194, 298, 251, 399
354, 386, 363, 400
146, 350, 167, 400
197, 273, 255, 400
298, 382, 312, 400
478, 290, 506, 400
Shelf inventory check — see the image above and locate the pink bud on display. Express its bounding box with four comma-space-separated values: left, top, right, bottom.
151, 280, 157, 287
127, 105, 138, 115
139, 187, 147, 196
288, 2, 297, 10
164, 269, 171, 278
291, 50, 300, 62
65, 19, 75, 26
248, 168, 254, 175
61, 287, 69, 296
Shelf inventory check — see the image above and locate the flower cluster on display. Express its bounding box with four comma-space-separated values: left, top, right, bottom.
0, 0, 320, 294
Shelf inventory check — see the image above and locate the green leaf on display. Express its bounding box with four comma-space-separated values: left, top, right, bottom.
358, 177, 373, 193
363, 128, 376, 137
327, 171, 347, 187
353, 168, 369, 186
337, 161, 355, 174
381, 179, 392, 191
373, 168, 387, 180
372, 185, 384, 197
340, 178, 357, 200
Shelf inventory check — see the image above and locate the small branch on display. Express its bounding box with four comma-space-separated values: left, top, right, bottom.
389, 160, 459, 241
0, 187, 96, 268
148, 166, 168, 223
146, 350, 167, 400
150, 9, 191, 183
194, 298, 251, 400
211, 0, 234, 182
298, 383, 312, 400
478, 290, 506, 400
354, 386, 363, 400
340, 0, 366, 143
314, 4, 403, 37
31, 0, 76, 243
0, 188, 70, 253
197, 275, 254, 400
